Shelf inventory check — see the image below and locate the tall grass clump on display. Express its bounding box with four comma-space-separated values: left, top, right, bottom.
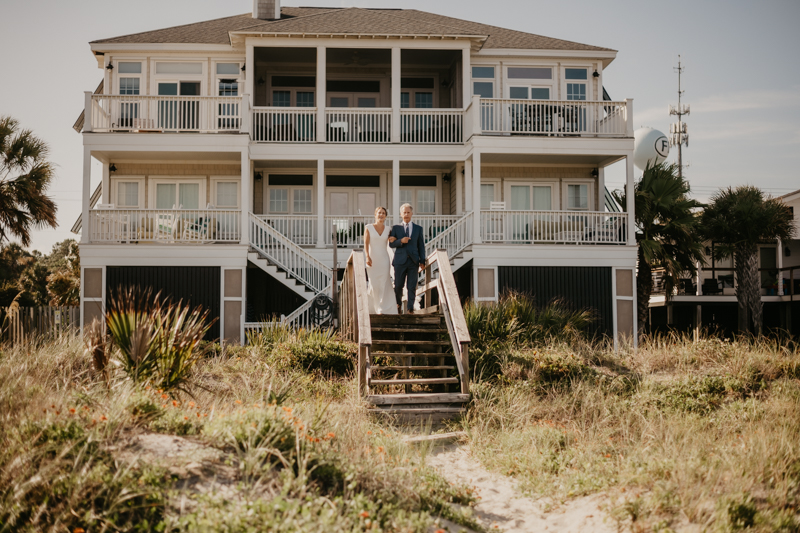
464, 290, 595, 379
248, 322, 356, 376
105, 286, 214, 393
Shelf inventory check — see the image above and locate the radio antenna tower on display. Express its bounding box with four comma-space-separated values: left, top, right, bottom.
669, 55, 689, 177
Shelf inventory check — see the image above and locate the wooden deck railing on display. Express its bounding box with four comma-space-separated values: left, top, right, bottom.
340, 251, 372, 396
416, 249, 470, 394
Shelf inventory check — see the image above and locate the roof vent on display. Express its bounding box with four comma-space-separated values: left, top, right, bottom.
253, 0, 280, 20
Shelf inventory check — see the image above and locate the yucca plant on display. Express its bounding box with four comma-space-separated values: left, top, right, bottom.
83, 318, 109, 386
106, 287, 158, 383
150, 302, 212, 394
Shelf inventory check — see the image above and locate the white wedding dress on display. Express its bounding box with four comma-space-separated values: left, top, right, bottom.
365, 224, 397, 315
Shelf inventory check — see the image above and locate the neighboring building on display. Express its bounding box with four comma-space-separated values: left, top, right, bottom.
74, 1, 638, 346
649, 188, 800, 336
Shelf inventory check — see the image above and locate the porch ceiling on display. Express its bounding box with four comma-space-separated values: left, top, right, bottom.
480, 153, 624, 166
91, 150, 241, 164
254, 159, 456, 170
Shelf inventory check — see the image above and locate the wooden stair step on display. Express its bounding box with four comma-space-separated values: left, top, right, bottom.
367, 407, 464, 424
372, 352, 453, 358
369, 315, 441, 325
372, 327, 448, 333
372, 340, 451, 346
373, 365, 455, 371
367, 393, 470, 405
370, 377, 459, 386
369, 408, 463, 415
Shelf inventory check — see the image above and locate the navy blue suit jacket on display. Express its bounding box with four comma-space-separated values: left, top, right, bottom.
389, 222, 426, 267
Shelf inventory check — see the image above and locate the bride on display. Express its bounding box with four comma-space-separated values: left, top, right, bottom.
364, 206, 397, 315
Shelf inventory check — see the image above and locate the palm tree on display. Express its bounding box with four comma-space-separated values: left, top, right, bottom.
0, 116, 58, 247
614, 162, 705, 336
700, 186, 795, 335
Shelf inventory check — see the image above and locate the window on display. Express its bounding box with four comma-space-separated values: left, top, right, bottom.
567, 83, 586, 101
480, 184, 496, 209
117, 63, 142, 128
399, 190, 412, 206
151, 179, 205, 210
269, 189, 288, 213
565, 68, 588, 80
118, 62, 141, 74
293, 189, 312, 214
567, 184, 588, 210
508, 184, 552, 211
401, 78, 435, 109
508, 67, 551, 80
417, 190, 435, 214
270, 76, 315, 107
215, 182, 239, 208
472, 66, 495, 98
472, 67, 495, 79
116, 182, 140, 207
119, 78, 140, 95
155, 62, 203, 75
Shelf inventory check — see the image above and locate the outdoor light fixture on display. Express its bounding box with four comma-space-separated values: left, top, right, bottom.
442, 173, 451, 182
786, 247, 792, 257
109, 163, 117, 172
257, 76, 266, 85
593, 70, 599, 77
590, 168, 599, 178
254, 172, 263, 181
241, 64, 246, 72
106, 63, 114, 70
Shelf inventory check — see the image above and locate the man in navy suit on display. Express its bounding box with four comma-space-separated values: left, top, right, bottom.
389, 203, 426, 314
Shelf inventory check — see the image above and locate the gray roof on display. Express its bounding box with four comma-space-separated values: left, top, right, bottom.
91, 7, 614, 52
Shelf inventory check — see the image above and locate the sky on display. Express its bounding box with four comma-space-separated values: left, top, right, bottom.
1, 0, 798, 254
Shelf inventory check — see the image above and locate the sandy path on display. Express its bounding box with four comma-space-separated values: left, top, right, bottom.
426, 445, 616, 533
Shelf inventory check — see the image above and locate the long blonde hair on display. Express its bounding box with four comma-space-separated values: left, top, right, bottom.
374, 206, 388, 218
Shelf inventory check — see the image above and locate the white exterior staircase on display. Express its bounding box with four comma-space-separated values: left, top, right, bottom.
248, 213, 332, 299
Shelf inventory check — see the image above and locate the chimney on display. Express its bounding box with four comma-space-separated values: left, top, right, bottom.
253, 0, 280, 20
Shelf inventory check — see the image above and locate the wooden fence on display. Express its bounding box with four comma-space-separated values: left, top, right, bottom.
0, 306, 80, 345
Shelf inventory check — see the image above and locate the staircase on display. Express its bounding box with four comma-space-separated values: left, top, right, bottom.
248, 213, 332, 299
340, 249, 471, 425
367, 312, 469, 423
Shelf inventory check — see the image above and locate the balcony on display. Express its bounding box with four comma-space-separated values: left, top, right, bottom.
480, 210, 628, 245
478, 99, 630, 137
85, 94, 247, 134
88, 208, 241, 243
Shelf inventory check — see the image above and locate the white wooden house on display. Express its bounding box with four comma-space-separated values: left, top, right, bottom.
74, 0, 638, 345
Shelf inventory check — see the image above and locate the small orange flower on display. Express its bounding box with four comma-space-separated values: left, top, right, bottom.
367, 430, 372, 435
162, 404, 167, 408
51, 404, 56, 409
235, 400, 242, 404
69, 408, 76, 414
377, 446, 384, 453
158, 389, 163, 393
197, 412, 201, 417
327, 432, 335, 439
55, 411, 60, 415
188, 401, 195, 407
184, 416, 189, 420
145, 385, 151, 390
435, 529, 446, 533
172, 400, 179, 407
359, 511, 370, 518
100, 415, 107, 421
42, 408, 47, 413
604, 454, 611, 458
161, 394, 168, 400
74, 528, 85, 533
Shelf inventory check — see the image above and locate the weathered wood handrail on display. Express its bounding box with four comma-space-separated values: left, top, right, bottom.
416, 249, 471, 394
340, 251, 372, 395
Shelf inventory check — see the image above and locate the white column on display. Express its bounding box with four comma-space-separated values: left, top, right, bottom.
464, 158, 473, 212
597, 166, 605, 211
316, 46, 326, 143
83, 92, 93, 133
778, 239, 784, 296
81, 147, 92, 243
472, 152, 482, 243
455, 163, 464, 215
462, 47, 471, 110
245, 44, 255, 109
626, 156, 635, 246
392, 159, 400, 224
102, 162, 110, 204
626, 98, 634, 138
317, 159, 325, 248
240, 150, 250, 245
391, 47, 401, 143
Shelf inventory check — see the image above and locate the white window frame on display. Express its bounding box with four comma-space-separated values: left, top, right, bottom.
562, 179, 594, 211
400, 73, 439, 109
561, 65, 592, 101
265, 172, 317, 215
505, 65, 554, 100
266, 72, 317, 107
503, 179, 558, 211
471, 65, 497, 99
115, 60, 144, 95
148, 176, 207, 210
479, 179, 501, 210
474, 265, 499, 302
210, 177, 240, 209
110, 176, 145, 208
214, 61, 243, 97
149, 60, 205, 96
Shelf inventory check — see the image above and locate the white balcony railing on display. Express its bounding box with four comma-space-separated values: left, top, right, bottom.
252, 107, 316, 142
325, 108, 391, 143
88, 95, 244, 133
480, 210, 628, 244
479, 99, 629, 137
400, 109, 463, 143
256, 215, 318, 246
88, 209, 241, 243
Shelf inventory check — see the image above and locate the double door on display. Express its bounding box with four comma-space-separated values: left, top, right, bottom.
158, 81, 200, 130
326, 188, 379, 247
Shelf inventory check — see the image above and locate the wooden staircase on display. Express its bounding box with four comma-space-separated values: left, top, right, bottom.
340, 250, 470, 425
